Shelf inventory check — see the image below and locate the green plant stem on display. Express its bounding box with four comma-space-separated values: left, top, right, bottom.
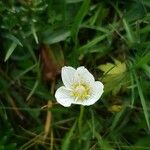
78, 105, 84, 135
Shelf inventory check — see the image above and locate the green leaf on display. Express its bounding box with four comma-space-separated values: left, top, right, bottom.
98, 59, 127, 75
98, 59, 127, 95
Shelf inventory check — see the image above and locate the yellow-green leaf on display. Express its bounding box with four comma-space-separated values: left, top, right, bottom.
98, 59, 126, 75
98, 58, 127, 95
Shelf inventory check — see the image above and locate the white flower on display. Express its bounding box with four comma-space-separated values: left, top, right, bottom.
55, 66, 104, 107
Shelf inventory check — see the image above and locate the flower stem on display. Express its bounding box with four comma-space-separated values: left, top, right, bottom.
78, 105, 84, 135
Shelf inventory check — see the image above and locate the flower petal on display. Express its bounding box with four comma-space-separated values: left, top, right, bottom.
79, 81, 104, 106
61, 66, 76, 88
75, 66, 95, 84
55, 86, 74, 107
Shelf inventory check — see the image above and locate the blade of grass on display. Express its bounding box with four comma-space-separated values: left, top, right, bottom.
27, 60, 40, 101
142, 64, 150, 78
122, 18, 135, 44
78, 34, 108, 54
88, 121, 114, 150
13, 63, 37, 81
11, 90, 41, 123
134, 70, 150, 130
141, 0, 150, 7
31, 23, 39, 44
3, 34, 23, 47
61, 120, 77, 150
20, 31, 37, 62
111, 2, 135, 44
89, 6, 101, 26
71, 0, 90, 42
43, 30, 70, 44
80, 24, 109, 33
130, 71, 135, 106
4, 42, 17, 62
26, 80, 39, 101
110, 106, 127, 131
20, 133, 44, 150
66, 0, 83, 3
136, 52, 150, 67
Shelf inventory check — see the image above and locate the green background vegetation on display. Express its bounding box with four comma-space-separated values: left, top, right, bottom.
0, 0, 150, 149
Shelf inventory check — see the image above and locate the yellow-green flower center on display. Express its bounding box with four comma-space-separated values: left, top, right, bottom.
72, 83, 91, 100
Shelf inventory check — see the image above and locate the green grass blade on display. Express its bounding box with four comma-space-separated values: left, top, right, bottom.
111, 2, 135, 44
3, 33, 23, 47
136, 52, 150, 67
142, 64, 150, 78
88, 121, 114, 150
43, 30, 70, 44
122, 18, 135, 44
78, 34, 108, 54
71, 0, 90, 41
4, 42, 17, 62
61, 120, 77, 150
80, 24, 109, 33
141, 0, 150, 7
95, 133, 114, 150
66, 0, 83, 3
31, 23, 39, 44
13, 63, 37, 81
26, 80, 39, 101
130, 71, 135, 106
134, 70, 150, 130
110, 106, 126, 131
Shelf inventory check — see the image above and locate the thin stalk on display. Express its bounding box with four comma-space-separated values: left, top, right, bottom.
78, 105, 84, 135
44, 80, 55, 149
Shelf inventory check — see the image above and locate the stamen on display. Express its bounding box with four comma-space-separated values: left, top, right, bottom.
71, 83, 91, 101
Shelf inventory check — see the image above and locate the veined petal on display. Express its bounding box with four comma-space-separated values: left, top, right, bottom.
80, 81, 104, 106
61, 66, 76, 88
75, 66, 95, 84
55, 86, 74, 107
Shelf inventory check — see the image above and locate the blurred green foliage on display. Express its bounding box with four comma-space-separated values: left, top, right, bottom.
0, 0, 150, 149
